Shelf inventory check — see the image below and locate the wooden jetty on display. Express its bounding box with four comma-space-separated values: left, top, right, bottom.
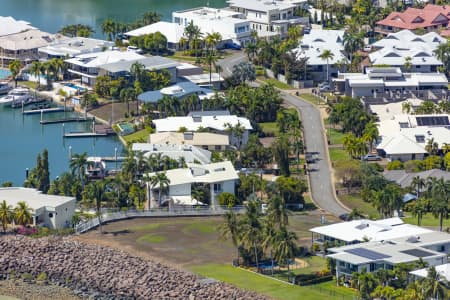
23, 106, 74, 115
63, 124, 116, 138
40, 117, 94, 125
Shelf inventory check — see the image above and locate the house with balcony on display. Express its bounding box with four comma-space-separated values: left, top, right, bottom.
173, 7, 252, 46
38, 37, 114, 59
0, 16, 55, 67
375, 5, 450, 36
148, 132, 230, 151
132, 143, 212, 165
146, 161, 239, 207
226, 0, 307, 38
124, 21, 185, 51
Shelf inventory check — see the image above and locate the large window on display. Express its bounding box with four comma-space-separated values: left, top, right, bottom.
213, 183, 222, 193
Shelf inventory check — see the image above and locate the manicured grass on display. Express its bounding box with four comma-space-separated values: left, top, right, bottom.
137, 234, 167, 244
298, 93, 322, 105
403, 212, 450, 229
259, 77, 293, 90
168, 52, 198, 62
19, 81, 38, 89
327, 128, 345, 145
189, 264, 354, 300
182, 221, 217, 234
338, 194, 379, 218
292, 256, 327, 275
329, 148, 348, 163
259, 122, 278, 136
122, 128, 151, 144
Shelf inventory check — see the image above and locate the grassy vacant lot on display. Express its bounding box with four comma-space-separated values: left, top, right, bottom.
339, 194, 379, 218
403, 212, 450, 229
258, 122, 278, 136
298, 93, 322, 105
88, 101, 138, 123
327, 128, 345, 145
329, 148, 348, 163
189, 264, 355, 300
122, 128, 152, 144
258, 77, 293, 90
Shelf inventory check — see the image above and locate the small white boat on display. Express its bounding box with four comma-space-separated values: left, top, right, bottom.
85, 157, 107, 179
0, 87, 32, 106
0, 82, 11, 95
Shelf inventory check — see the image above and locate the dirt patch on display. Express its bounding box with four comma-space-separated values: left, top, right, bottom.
0, 279, 81, 300
88, 101, 138, 123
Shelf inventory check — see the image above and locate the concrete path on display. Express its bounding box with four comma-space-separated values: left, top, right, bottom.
218, 52, 349, 216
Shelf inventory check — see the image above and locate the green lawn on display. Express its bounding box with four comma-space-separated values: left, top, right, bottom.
137, 234, 167, 244
259, 77, 293, 90
329, 148, 348, 163
19, 81, 38, 89
323, 93, 337, 102
189, 264, 355, 300
327, 128, 345, 145
259, 122, 278, 136
298, 93, 322, 105
122, 128, 151, 144
338, 194, 379, 218
403, 212, 450, 229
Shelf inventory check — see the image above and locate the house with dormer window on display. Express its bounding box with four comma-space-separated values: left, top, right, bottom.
376, 5, 450, 36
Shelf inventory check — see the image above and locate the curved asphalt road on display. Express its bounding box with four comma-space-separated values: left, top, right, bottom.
218, 52, 349, 216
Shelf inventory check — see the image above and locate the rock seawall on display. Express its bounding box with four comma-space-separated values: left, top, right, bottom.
0, 236, 269, 300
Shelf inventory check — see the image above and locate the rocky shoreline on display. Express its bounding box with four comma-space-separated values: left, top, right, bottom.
0, 236, 269, 299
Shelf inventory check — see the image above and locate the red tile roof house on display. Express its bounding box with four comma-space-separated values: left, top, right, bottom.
376, 5, 450, 36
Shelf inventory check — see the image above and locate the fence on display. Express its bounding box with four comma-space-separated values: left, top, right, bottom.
75, 206, 246, 233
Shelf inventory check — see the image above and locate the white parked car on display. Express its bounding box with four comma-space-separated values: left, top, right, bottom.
127, 46, 143, 54
363, 45, 372, 52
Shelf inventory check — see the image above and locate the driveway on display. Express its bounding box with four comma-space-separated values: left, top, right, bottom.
218, 52, 349, 216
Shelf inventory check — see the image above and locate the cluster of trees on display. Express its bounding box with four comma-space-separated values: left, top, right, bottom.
24, 149, 50, 194
0, 200, 33, 231
349, 264, 447, 300
129, 32, 168, 55
219, 200, 298, 280
58, 24, 95, 38
101, 11, 161, 41
28, 59, 66, 90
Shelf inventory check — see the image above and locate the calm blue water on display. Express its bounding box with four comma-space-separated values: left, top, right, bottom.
0, 70, 11, 80
1, 0, 227, 38
0, 106, 124, 185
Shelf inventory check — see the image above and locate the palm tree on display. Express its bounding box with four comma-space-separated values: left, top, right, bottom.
404, 56, 412, 72
150, 172, 170, 206
272, 227, 298, 282
267, 196, 289, 229
423, 266, 447, 300
318, 49, 334, 83
0, 200, 13, 232
84, 181, 106, 233
178, 37, 188, 53
218, 210, 241, 265
69, 152, 88, 188
184, 21, 202, 55
430, 178, 449, 231
8, 59, 21, 88
241, 201, 262, 271
343, 32, 363, 64
411, 176, 426, 197
204, 51, 218, 88
412, 199, 426, 226
402, 101, 413, 114
101, 18, 116, 41
403, 280, 425, 300
362, 122, 379, 153
14, 201, 32, 226
425, 138, 439, 155
120, 87, 136, 115
434, 40, 450, 75
29, 61, 43, 88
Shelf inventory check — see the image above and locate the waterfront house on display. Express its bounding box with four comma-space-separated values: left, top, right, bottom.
0, 187, 75, 229
172, 7, 251, 46
148, 132, 230, 151
376, 5, 450, 36
411, 263, 450, 285
137, 81, 214, 104
152, 112, 252, 148
132, 143, 212, 165
146, 161, 239, 207
226, 0, 307, 39
293, 29, 347, 82
124, 21, 185, 51
0, 16, 55, 67
38, 37, 114, 59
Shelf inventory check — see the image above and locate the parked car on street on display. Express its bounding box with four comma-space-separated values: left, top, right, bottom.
362, 154, 382, 161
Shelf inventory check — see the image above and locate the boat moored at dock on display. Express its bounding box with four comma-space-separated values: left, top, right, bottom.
0, 87, 32, 107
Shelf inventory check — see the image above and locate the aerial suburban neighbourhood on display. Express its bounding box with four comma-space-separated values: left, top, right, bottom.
0, 0, 449, 299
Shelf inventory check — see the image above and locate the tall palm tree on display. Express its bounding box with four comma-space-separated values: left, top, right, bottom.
430, 178, 449, 231
0, 200, 13, 232
204, 51, 218, 88
425, 138, 439, 155
14, 201, 32, 226
272, 227, 298, 282
150, 172, 170, 206
178, 37, 188, 53
362, 122, 379, 153
84, 181, 106, 233
434, 40, 450, 75
8, 59, 21, 88
119, 87, 136, 115
101, 18, 116, 41
404, 56, 412, 72
343, 32, 363, 64
29, 61, 43, 88
412, 199, 426, 226
241, 201, 262, 271
318, 49, 334, 82
184, 21, 202, 54
267, 196, 289, 229
411, 176, 426, 197
218, 210, 241, 265
69, 152, 88, 189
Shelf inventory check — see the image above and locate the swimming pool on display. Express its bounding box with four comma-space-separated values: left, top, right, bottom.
0, 69, 11, 80
64, 83, 87, 92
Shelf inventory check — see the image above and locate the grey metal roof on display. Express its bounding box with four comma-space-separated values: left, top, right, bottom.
384, 169, 450, 188
101, 56, 178, 73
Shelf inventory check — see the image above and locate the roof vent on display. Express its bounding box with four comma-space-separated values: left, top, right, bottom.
184, 132, 194, 140
193, 115, 202, 122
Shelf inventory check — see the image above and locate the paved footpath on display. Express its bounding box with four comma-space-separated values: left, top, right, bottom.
218, 52, 349, 216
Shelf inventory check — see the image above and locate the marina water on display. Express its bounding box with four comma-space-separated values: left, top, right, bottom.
0, 106, 123, 185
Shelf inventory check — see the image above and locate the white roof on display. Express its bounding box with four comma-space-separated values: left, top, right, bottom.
147, 161, 238, 187
0, 16, 35, 37
38, 37, 114, 57
132, 143, 212, 165
0, 29, 55, 51
125, 21, 185, 44
227, 0, 298, 12
369, 46, 442, 66
0, 187, 75, 212
310, 217, 432, 243
65, 50, 144, 68
369, 99, 425, 121
153, 115, 252, 132
372, 29, 446, 50
328, 240, 445, 265
411, 264, 450, 281
377, 126, 450, 155
168, 195, 206, 206
391, 231, 450, 247
149, 132, 229, 146
182, 73, 224, 84
293, 29, 347, 65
